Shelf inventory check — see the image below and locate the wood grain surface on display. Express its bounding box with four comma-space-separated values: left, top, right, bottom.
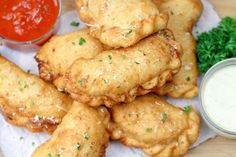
0, 0, 236, 157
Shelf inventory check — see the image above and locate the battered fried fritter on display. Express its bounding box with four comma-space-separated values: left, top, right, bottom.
108, 94, 200, 157
35, 28, 105, 91
75, 0, 168, 48
0, 56, 72, 133
153, 0, 203, 98
32, 101, 110, 157
64, 30, 181, 107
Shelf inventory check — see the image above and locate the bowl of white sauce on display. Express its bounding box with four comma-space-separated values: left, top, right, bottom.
200, 58, 236, 139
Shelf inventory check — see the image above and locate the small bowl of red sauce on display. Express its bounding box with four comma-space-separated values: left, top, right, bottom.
0, 0, 61, 51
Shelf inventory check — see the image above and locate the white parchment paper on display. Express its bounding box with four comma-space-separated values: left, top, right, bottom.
0, 0, 221, 156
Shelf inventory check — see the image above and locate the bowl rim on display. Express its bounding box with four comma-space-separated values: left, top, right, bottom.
0, 0, 62, 45
199, 58, 236, 138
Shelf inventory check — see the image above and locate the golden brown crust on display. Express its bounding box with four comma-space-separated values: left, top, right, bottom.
0, 56, 73, 133
32, 102, 110, 157
35, 28, 104, 90
153, 0, 203, 98
75, 0, 168, 48
64, 29, 181, 108
108, 94, 200, 157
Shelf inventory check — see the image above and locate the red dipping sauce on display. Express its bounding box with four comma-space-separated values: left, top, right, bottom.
0, 0, 60, 50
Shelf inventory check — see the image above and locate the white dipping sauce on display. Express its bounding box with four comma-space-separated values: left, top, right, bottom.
203, 65, 236, 132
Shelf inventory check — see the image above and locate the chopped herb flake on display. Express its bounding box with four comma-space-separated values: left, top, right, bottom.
160, 113, 168, 122
126, 29, 133, 36
19, 136, 24, 140
135, 61, 140, 64
32, 142, 35, 146
48, 153, 52, 157
172, 85, 177, 90
146, 128, 152, 132
70, 21, 80, 27
77, 143, 81, 150
72, 42, 76, 45
121, 54, 125, 59
184, 106, 191, 113
55, 154, 60, 157
24, 82, 28, 88
79, 38, 86, 45
103, 79, 108, 84
98, 59, 103, 62
186, 76, 191, 81
108, 54, 112, 60
78, 80, 83, 87
27, 69, 31, 73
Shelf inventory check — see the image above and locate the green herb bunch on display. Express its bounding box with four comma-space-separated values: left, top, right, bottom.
197, 17, 236, 73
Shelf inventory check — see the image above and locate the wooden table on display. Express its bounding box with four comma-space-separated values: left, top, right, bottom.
0, 0, 235, 157
62, 0, 236, 157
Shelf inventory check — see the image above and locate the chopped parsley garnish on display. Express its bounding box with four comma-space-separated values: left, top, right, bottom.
72, 42, 76, 45
78, 80, 83, 87
38, 116, 43, 120
146, 128, 152, 132
135, 61, 140, 64
126, 29, 133, 36
24, 82, 28, 88
108, 54, 112, 60
121, 54, 125, 59
70, 21, 80, 27
172, 85, 177, 90
83, 132, 89, 140
160, 113, 168, 122
77, 143, 81, 150
184, 106, 191, 113
55, 154, 60, 157
79, 38, 86, 45
48, 153, 52, 157
19, 136, 24, 140
186, 76, 191, 81
32, 142, 35, 146
98, 59, 103, 62
103, 79, 108, 84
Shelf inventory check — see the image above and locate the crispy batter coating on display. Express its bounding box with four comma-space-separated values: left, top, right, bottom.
35, 28, 105, 91
108, 94, 200, 157
32, 102, 110, 157
64, 30, 181, 107
75, 0, 168, 48
153, 0, 203, 98
0, 56, 73, 133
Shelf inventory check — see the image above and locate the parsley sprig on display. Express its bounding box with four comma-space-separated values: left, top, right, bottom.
197, 17, 236, 73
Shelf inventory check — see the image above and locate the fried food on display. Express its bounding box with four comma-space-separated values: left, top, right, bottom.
153, 0, 203, 98
35, 28, 105, 91
0, 56, 73, 133
75, 0, 168, 48
32, 101, 110, 157
64, 29, 181, 107
108, 94, 200, 157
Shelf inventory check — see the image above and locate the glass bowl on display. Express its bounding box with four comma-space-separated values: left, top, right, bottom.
0, 0, 62, 52
199, 58, 236, 139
